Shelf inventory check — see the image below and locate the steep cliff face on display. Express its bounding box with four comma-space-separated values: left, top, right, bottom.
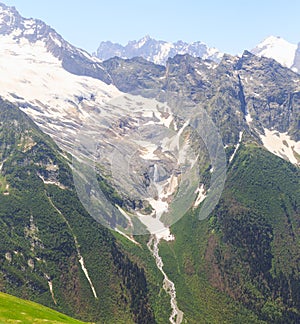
236, 51, 300, 140
102, 56, 165, 95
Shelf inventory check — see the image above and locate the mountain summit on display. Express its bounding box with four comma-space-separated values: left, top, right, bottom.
251, 35, 300, 72
0, 2, 111, 83
96, 35, 223, 65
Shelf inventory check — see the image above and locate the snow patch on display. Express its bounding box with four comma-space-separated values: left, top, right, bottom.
260, 129, 300, 165
47, 195, 98, 299
203, 61, 217, 69
78, 256, 98, 299
50, 34, 62, 47
139, 143, 160, 160
114, 228, 138, 245
153, 42, 173, 64
194, 184, 206, 207
245, 113, 253, 124
114, 206, 139, 244
38, 174, 66, 189
45, 274, 57, 305
134, 35, 150, 49
229, 131, 243, 163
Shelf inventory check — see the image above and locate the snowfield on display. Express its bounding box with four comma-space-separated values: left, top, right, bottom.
260, 129, 300, 166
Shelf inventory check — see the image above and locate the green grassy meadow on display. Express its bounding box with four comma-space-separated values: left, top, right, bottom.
0, 292, 89, 324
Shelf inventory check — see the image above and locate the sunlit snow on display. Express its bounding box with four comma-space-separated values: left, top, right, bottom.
260, 129, 300, 166
253, 36, 297, 68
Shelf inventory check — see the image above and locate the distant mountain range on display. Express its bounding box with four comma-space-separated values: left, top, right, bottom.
96, 35, 223, 65
96, 35, 300, 73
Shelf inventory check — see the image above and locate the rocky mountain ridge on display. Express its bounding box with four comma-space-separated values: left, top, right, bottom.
0, 2, 111, 83
103, 51, 300, 145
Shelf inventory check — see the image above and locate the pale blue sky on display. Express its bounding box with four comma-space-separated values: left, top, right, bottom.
3, 0, 300, 54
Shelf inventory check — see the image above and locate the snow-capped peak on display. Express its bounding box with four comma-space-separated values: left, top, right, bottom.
252, 35, 297, 68
134, 35, 152, 48
0, 2, 111, 84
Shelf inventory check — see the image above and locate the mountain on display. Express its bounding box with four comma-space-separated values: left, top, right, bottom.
101, 52, 300, 322
161, 142, 300, 323
251, 36, 300, 73
0, 2, 300, 324
0, 2, 121, 154
97, 34, 300, 75
0, 2, 111, 84
103, 51, 300, 146
105, 51, 300, 322
96, 35, 223, 65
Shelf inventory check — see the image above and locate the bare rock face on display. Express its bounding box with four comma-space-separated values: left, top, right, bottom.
102, 56, 165, 95
236, 51, 300, 140
104, 51, 300, 144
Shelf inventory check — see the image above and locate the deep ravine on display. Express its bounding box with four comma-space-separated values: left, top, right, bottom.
136, 127, 194, 324
138, 162, 184, 323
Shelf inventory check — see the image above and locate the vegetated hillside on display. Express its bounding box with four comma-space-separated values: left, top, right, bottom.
0, 291, 87, 323
213, 144, 300, 322
0, 98, 159, 323
159, 143, 300, 323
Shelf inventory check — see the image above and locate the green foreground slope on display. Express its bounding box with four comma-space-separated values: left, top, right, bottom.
0, 292, 87, 323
